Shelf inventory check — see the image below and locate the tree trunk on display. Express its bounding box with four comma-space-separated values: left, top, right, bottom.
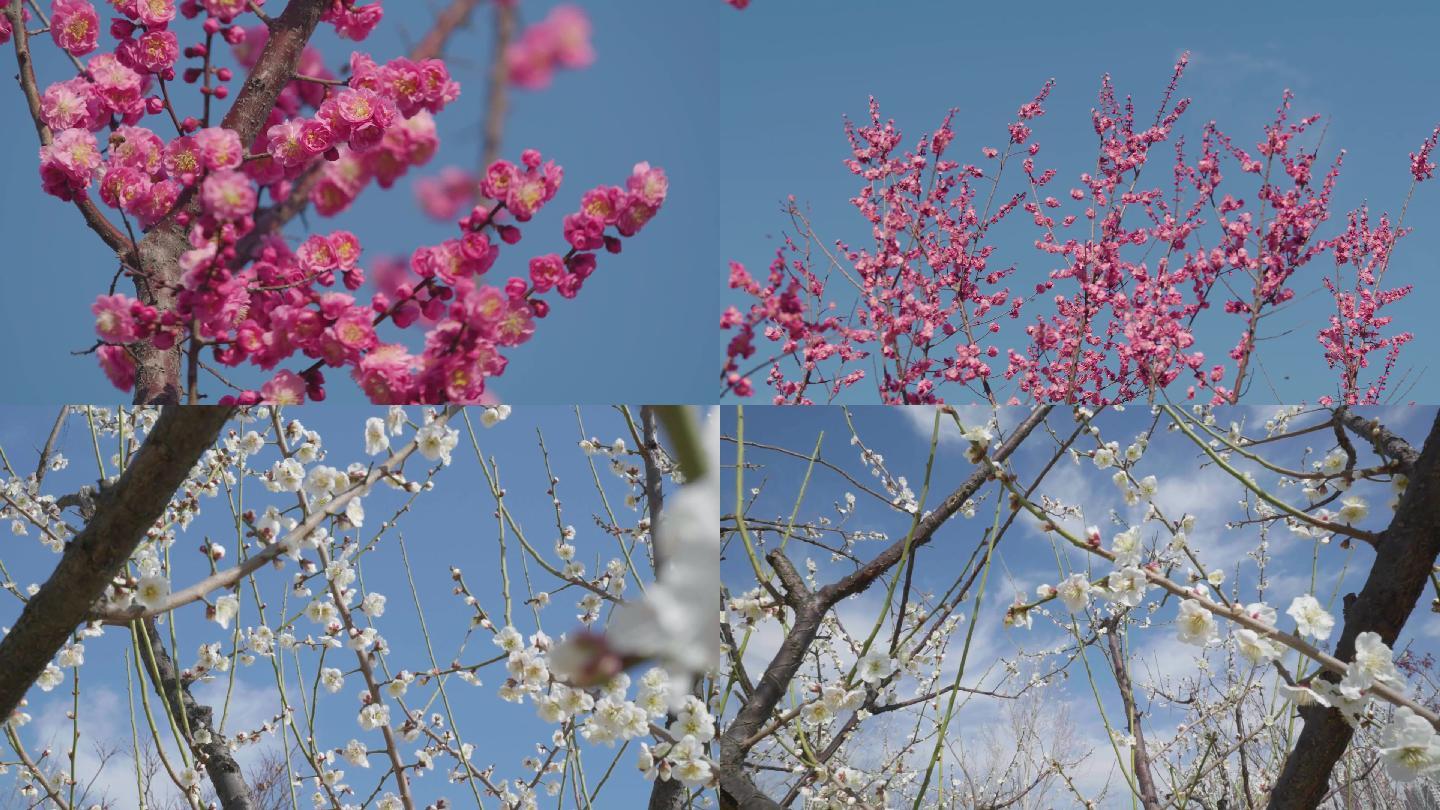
140, 619, 255, 808
130, 0, 330, 405
1267, 409, 1440, 808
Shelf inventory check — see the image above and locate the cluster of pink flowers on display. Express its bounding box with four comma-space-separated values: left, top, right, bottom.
721, 248, 848, 401
721, 55, 1438, 406
89, 152, 666, 403
1317, 208, 1414, 406
505, 4, 592, 90
1413, 125, 1440, 183
261, 49, 454, 166
321, 0, 384, 41
12, 0, 671, 403
725, 0, 750, 8
39, 128, 102, 201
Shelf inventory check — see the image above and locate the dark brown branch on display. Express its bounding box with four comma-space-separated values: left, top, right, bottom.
0, 406, 233, 720
765, 548, 812, 607
1102, 624, 1161, 810
1337, 407, 1421, 471
1267, 409, 1440, 808
140, 618, 255, 808
639, 406, 667, 571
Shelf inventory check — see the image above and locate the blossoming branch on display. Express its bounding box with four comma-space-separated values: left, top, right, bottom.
3, 0, 668, 404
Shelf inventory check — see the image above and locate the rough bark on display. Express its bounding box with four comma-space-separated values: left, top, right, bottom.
132, 0, 330, 404
1267, 409, 1440, 808
0, 406, 233, 720
140, 618, 255, 809
1337, 408, 1422, 470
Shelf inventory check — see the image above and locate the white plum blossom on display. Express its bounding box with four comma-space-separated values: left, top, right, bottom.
270, 458, 305, 492
35, 664, 64, 692
1136, 475, 1159, 500
1093, 443, 1118, 469
415, 421, 459, 466
343, 739, 369, 767
1379, 706, 1440, 782
305, 599, 339, 626
1233, 629, 1281, 664
1176, 599, 1217, 646
134, 575, 170, 611
1056, 573, 1092, 613
1104, 567, 1148, 607
493, 626, 524, 653
178, 768, 201, 791
358, 702, 390, 731
343, 497, 364, 527
479, 405, 512, 427
360, 592, 387, 617
1287, 595, 1336, 641
238, 430, 265, 456
668, 735, 714, 788
1320, 448, 1347, 476
1243, 602, 1277, 626
320, 667, 345, 693
1110, 527, 1142, 567
1338, 495, 1369, 525
363, 417, 389, 456
667, 696, 716, 743
856, 651, 897, 684
1340, 632, 1403, 695
213, 593, 239, 629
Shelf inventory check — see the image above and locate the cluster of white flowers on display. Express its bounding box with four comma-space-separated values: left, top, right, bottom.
800, 684, 866, 728
850, 434, 918, 514
415, 418, 460, 466
3, 404, 726, 806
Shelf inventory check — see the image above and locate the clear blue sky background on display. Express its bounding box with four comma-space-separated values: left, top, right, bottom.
0, 0, 719, 404
718, 1, 1440, 404
1, 406, 670, 807
723, 404, 1440, 805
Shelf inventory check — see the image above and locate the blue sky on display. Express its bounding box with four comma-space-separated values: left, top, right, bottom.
0, 405, 672, 807
722, 403, 1440, 805
718, 1, 1440, 404
0, 0, 719, 404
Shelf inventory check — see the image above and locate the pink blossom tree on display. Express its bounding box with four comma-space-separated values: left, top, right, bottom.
3, 0, 668, 405
720, 56, 1437, 408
